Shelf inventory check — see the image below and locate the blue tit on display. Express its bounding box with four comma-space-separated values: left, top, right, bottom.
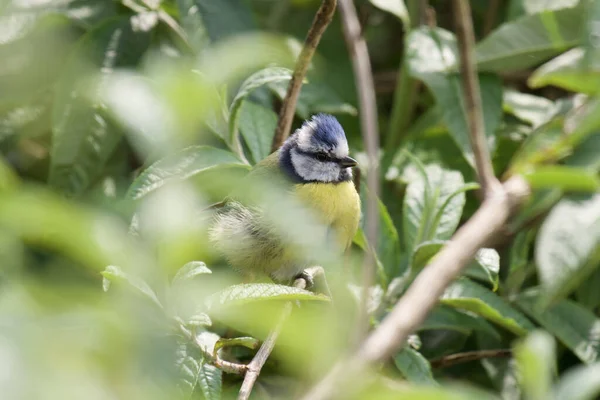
209, 113, 361, 283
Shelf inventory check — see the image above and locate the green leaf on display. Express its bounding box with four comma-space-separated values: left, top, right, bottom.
369, 0, 410, 30
267, 80, 357, 120
406, 28, 502, 167
530, 48, 600, 93
206, 283, 330, 309
126, 146, 245, 200
582, 0, 600, 70
172, 261, 212, 286
575, 267, 600, 311
412, 241, 500, 290
535, 194, 600, 305
524, 166, 600, 192
524, 0, 580, 14
517, 292, 600, 364
567, 132, 600, 173
476, 6, 584, 72
514, 330, 556, 400
394, 346, 437, 385
188, 0, 254, 42
402, 163, 472, 254
442, 278, 535, 335
50, 17, 152, 195
197, 361, 222, 400
420, 305, 501, 339
101, 265, 162, 308
228, 67, 293, 151
360, 182, 402, 281
553, 363, 600, 400
506, 229, 537, 295
503, 89, 555, 128
238, 100, 278, 164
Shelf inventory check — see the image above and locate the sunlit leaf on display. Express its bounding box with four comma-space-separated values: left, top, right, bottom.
529, 48, 600, 93
476, 5, 584, 72
369, 0, 409, 30
535, 193, 600, 305
553, 363, 600, 400
523, 166, 600, 192
406, 28, 502, 166
172, 261, 212, 286
101, 265, 163, 308
513, 330, 556, 400
206, 283, 330, 309
503, 89, 555, 128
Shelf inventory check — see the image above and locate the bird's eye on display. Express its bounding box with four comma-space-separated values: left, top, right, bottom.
315, 153, 328, 162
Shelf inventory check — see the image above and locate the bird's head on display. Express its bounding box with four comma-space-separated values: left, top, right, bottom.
280, 114, 357, 183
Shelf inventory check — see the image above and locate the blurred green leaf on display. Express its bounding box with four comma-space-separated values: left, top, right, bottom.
403, 163, 473, 254
420, 305, 501, 339
50, 17, 152, 195
442, 278, 535, 335
566, 132, 600, 172
476, 6, 583, 72
553, 363, 600, 400
369, 0, 410, 30
582, 0, 600, 69
523, 0, 580, 14
535, 193, 600, 305
524, 166, 600, 192
405, 27, 502, 167
517, 292, 600, 364
412, 241, 500, 290
529, 48, 600, 93
172, 261, 212, 286
228, 66, 292, 153
575, 267, 600, 311
206, 283, 330, 309
394, 346, 437, 385
238, 100, 277, 164
101, 265, 163, 308
215, 336, 260, 352
126, 145, 246, 200
189, 0, 254, 42
360, 182, 402, 281
503, 89, 555, 128
513, 330, 556, 400
506, 229, 536, 295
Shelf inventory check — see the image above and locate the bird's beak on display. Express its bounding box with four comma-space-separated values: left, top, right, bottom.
340, 156, 358, 168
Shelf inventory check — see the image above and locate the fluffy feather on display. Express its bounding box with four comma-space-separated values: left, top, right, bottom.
209, 114, 361, 282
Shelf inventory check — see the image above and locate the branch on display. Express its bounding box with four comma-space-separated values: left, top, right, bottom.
338, 0, 380, 344
430, 349, 512, 369
237, 278, 307, 400
453, 0, 499, 197
271, 0, 337, 151
300, 176, 530, 400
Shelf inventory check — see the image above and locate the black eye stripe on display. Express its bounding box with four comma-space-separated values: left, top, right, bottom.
296, 149, 338, 162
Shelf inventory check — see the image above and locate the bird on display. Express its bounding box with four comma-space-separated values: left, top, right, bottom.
209, 113, 361, 284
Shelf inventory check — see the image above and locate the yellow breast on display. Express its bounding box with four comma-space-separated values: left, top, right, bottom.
293, 181, 361, 250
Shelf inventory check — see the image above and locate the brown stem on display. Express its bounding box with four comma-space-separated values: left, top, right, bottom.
338, 0, 380, 345
237, 278, 307, 400
271, 0, 338, 151
430, 349, 512, 369
453, 0, 500, 197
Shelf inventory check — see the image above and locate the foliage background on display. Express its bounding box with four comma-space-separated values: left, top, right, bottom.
1, 0, 600, 399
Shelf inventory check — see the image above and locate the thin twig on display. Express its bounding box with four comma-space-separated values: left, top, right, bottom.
430, 349, 512, 369
237, 278, 307, 400
453, 0, 499, 197
177, 324, 247, 375
338, 0, 380, 345
271, 0, 338, 151
299, 176, 530, 400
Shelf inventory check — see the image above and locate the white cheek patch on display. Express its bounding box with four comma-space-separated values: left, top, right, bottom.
291, 150, 341, 183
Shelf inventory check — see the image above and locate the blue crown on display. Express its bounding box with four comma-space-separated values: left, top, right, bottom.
308, 114, 346, 148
